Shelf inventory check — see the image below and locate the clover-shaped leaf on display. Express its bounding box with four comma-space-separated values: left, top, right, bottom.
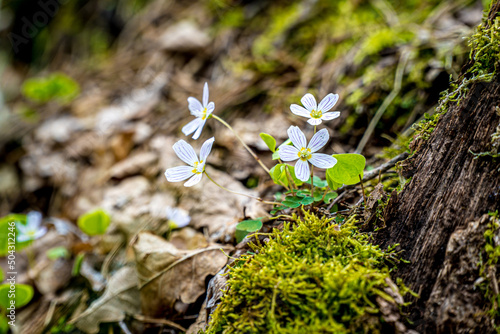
326, 154, 366, 187
260, 133, 276, 152
236, 219, 263, 243
77, 209, 110, 236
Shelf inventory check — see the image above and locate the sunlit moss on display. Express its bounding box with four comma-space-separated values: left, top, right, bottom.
205, 212, 409, 334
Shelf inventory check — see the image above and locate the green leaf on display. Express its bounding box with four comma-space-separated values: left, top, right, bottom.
236, 219, 263, 243
0, 214, 33, 256
326, 154, 366, 186
0, 268, 4, 283
22, 73, 80, 104
77, 209, 110, 236
46, 246, 70, 260
260, 133, 276, 152
313, 190, 323, 202
0, 284, 34, 309
270, 164, 303, 187
72, 253, 85, 276
282, 200, 301, 208
0, 315, 8, 334
300, 196, 314, 205
324, 192, 338, 204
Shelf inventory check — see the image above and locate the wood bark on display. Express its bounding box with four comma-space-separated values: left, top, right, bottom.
374, 3, 500, 333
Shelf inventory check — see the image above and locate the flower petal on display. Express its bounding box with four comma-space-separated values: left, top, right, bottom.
203, 82, 209, 107
279, 145, 300, 161
287, 126, 307, 150
182, 118, 203, 137
308, 128, 330, 152
192, 120, 207, 140
184, 173, 203, 187
307, 118, 323, 126
294, 159, 310, 182
188, 97, 203, 115
33, 226, 48, 240
17, 234, 32, 243
321, 111, 341, 121
301, 93, 317, 111
309, 153, 337, 169
165, 166, 195, 182
200, 137, 215, 162
318, 93, 339, 112
290, 104, 311, 118
173, 140, 199, 166
206, 102, 215, 115
16, 223, 28, 234
27, 211, 42, 229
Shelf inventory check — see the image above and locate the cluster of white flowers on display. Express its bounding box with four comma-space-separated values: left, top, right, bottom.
164, 82, 341, 201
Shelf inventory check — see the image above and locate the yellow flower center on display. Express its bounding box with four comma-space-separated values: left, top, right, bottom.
297, 148, 312, 161
201, 108, 208, 120
192, 161, 204, 174
310, 109, 322, 119
27, 230, 36, 237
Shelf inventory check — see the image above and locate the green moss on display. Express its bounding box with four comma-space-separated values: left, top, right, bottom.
205, 212, 409, 334
479, 211, 500, 330
413, 14, 500, 145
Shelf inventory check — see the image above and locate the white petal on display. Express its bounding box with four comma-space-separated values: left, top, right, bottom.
173, 140, 199, 165
278, 145, 300, 162
192, 120, 207, 140
287, 126, 307, 150
301, 93, 317, 111
290, 104, 311, 118
182, 118, 203, 136
318, 93, 339, 112
165, 166, 195, 182
307, 118, 323, 125
16, 223, 28, 234
27, 211, 42, 229
17, 234, 32, 243
309, 153, 337, 169
203, 82, 209, 107
184, 173, 203, 187
206, 102, 215, 115
294, 159, 310, 182
308, 128, 329, 153
33, 226, 48, 240
200, 137, 215, 162
321, 111, 341, 121
188, 97, 203, 115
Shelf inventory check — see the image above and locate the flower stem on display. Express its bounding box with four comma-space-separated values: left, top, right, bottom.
310, 166, 314, 194
358, 174, 367, 204
212, 114, 270, 174
314, 125, 317, 134
204, 172, 281, 206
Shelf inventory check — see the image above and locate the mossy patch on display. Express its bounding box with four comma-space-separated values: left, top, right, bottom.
205, 212, 409, 334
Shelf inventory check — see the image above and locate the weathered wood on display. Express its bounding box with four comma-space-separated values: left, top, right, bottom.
374, 3, 500, 332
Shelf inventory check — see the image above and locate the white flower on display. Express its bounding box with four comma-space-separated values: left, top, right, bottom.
164, 137, 215, 187
182, 82, 215, 140
279, 126, 337, 182
290, 93, 340, 125
17, 211, 47, 242
166, 207, 191, 229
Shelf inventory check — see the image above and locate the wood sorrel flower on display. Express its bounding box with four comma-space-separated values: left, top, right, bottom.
166, 207, 191, 229
290, 93, 340, 125
182, 82, 215, 140
165, 137, 214, 187
279, 126, 337, 181
17, 211, 47, 242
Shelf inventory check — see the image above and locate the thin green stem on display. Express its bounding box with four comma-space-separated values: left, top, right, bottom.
310, 166, 314, 194
320, 188, 328, 203
359, 174, 367, 204
313, 125, 317, 134
212, 114, 270, 174
204, 172, 281, 206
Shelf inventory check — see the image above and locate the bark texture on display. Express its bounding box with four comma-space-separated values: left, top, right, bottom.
374, 3, 500, 332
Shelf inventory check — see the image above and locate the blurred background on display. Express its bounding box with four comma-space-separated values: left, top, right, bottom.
0, 0, 491, 332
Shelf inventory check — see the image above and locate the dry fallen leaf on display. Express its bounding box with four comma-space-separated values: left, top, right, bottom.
71, 266, 141, 334
133, 232, 230, 317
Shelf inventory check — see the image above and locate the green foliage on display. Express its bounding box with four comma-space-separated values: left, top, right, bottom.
270, 163, 303, 188
22, 73, 80, 104
0, 316, 8, 334
326, 154, 366, 189
72, 253, 85, 276
77, 209, 111, 236
260, 133, 277, 152
46, 246, 71, 260
236, 219, 264, 243
0, 283, 34, 309
205, 212, 406, 334
0, 214, 33, 256
272, 139, 292, 160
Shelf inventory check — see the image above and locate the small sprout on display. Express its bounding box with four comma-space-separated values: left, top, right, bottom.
164, 137, 215, 187
16, 211, 47, 243
46, 246, 71, 260
166, 207, 191, 229
290, 93, 340, 125
77, 209, 110, 236
182, 82, 215, 140
279, 126, 337, 181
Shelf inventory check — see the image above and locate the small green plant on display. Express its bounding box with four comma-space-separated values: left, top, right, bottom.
22, 73, 80, 104
235, 218, 264, 243
77, 209, 111, 236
